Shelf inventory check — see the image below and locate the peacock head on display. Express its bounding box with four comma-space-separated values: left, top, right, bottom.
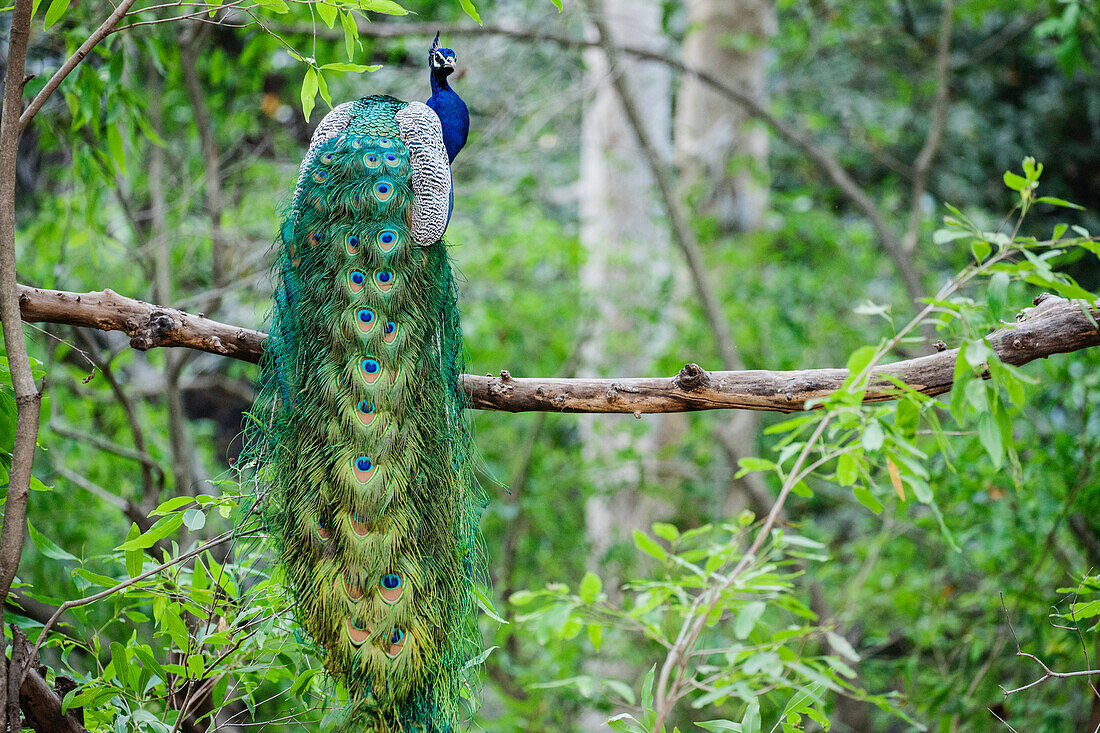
429, 31, 457, 79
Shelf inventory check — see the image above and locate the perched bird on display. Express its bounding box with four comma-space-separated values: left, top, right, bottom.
244, 35, 484, 732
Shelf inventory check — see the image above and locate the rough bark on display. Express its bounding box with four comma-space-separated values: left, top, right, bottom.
0, 0, 41, 726
16, 286, 1100, 413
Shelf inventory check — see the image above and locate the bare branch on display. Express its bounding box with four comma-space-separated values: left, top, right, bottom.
15, 285, 1100, 413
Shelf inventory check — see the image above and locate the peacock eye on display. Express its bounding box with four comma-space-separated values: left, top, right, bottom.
391, 628, 404, 644
384, 321, 395, 335
350, 271, 365, 284
381, 573, 401, 590
357, 399, 374, 413
362, 358, 378, 374
377, 271, 392, 283
357, 308, 374, 323
355, 456, 373, 472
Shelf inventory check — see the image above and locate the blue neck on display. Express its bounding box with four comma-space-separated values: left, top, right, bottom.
427, 71, 469, 164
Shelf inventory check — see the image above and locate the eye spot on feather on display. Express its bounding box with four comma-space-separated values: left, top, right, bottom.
383, 153, 399, 167
385, 628, 406, 658
312, 169, 329, 184
320, 152, 335, 164
317, 513, 332, 540
346, 618, 370, 646
377, 229, 398, 253
383, 321, 398, 344
355, 399, 377, 427
352, 455, 376, 483
364, 153, 382, 170
355, 308, 376, 334
307, 230, 323, 248
350, 137, 365, 150
347, 270, 366, 293
350, 191, 362, 209
349, 510, 371, 536
375, 270, 394, 293
377, 137, 393, 149
359, 357, 382, 384
379, 573, 403, 604
346, 233, 361, 255
373, 181, 394, 203
343, 573, 364, 600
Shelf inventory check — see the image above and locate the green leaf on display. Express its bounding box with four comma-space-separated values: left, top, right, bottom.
978, 411, 1004, 468
861, 420, 885, 451
736, 457, 775, 477
835, 453, 858, 487
106, 123, 125, 172
320, 62, 382, 73
1035, 196, 1084, 210
125, 524, 143, 578
853, 486, 883, 514
971, 238, 992, 263
696, 722, 742, 732
340, 10, 360, 61
300, 67, 318, 122
741, 700, 761, 733
587, 623, 603, 651
651, 522, 679, 542
315, 1, 337, 27
633, 530, 667, 562
28, 521, 77, 562
825, 630, 859, 661
475, 584, 508, 624
460, 645, 498, 671
255, 0, 289, 11
845, 345, 876, 377
151, 495, 194, 516
117, 514, 183, 551
578, 571, 602, 603
359, 0, 408, 14
1002, 170, 1028, 193
549, 0, 563, 9
458, 0, 482, 24
734, 601, 765, 639
43, 0, 70, 29
183, 508, 205, 531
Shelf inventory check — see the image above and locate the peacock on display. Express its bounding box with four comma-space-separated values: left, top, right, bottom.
243, 33, 484, 731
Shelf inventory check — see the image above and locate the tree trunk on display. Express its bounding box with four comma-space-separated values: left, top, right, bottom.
579, 0, 675, 727
675, 0, 775, 232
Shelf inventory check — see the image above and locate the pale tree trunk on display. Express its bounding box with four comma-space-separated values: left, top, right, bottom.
578, 1, 675, 727
580, 0, 674, 575
675, 0, 775, 517
676, 0, 775, 232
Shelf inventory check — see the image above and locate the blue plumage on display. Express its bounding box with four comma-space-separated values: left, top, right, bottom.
425, 33, 469, 164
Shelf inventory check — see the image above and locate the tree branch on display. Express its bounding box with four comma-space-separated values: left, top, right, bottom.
15, 285, 1100, 413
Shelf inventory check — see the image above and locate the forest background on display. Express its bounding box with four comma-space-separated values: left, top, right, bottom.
1, 0, 1100, 731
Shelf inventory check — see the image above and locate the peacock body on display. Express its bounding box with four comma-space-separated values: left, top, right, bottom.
245, 37, 483, 732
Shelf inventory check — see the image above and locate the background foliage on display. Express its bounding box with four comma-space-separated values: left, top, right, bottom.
3, 0, 1100, 731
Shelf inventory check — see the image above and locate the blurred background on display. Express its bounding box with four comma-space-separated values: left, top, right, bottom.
6, 0, 1100, 730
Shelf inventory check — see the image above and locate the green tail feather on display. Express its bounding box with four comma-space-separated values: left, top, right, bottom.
243, 99, 485, 731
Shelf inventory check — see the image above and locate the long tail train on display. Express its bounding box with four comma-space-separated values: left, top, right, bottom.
243, 94, 485, 731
